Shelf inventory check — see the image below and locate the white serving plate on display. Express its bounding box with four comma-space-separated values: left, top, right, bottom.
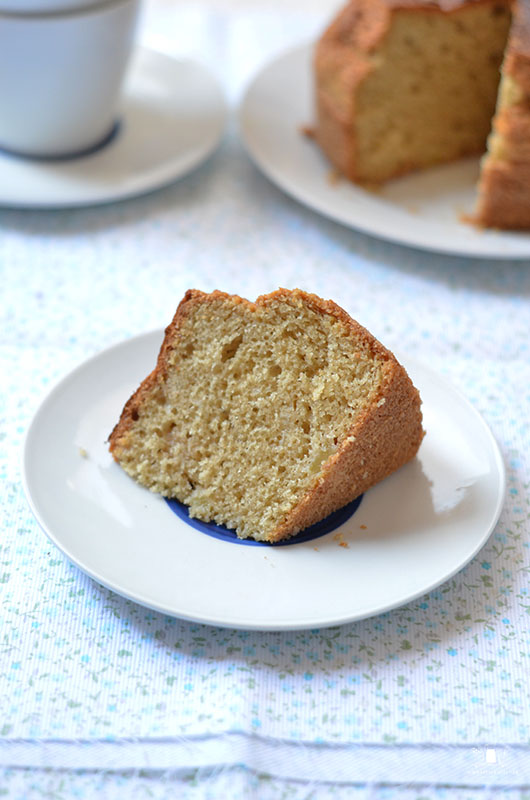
239, 43, 530, 259
23, 330, 505, 630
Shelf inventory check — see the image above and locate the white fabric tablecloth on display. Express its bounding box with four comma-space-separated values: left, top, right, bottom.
1, 2, 530, 797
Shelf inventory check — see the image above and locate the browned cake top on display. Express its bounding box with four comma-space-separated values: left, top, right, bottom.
326, 0, 512, 52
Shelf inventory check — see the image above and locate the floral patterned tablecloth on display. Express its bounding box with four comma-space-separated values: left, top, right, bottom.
1, 2, 530, 797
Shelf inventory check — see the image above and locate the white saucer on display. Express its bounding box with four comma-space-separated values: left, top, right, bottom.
22, 330, 505, 630
0, 48, 226, 209
239, 43, 530, 260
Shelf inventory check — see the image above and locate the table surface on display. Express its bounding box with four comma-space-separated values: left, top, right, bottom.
2, 1, 530, 797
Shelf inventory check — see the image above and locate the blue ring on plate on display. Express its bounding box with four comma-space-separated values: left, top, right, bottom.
165, 494, 363, 546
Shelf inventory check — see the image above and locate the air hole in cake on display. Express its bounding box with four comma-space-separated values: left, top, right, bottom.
221, 334, 243, 362
269, 364, 282, 377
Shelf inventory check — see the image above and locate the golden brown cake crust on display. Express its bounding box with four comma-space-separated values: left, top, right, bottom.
109, 289, 220, 450
110, 289, 424, 542
260, 290, 424, 540
270, 356, 424, 540
505, 0, 530, 90
474, 161, 530, 228
314, 0, 385, 182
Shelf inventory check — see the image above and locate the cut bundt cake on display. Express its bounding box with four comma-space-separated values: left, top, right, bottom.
109, 289, 424, 542
314, 0, 530, 228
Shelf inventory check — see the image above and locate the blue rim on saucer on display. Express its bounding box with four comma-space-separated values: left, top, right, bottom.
165, 495, 363, 546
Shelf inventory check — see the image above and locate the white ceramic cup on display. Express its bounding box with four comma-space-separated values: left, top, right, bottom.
0, 0, 141, 158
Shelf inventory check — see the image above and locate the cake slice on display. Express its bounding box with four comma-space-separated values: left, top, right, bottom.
109, 289, 424, 542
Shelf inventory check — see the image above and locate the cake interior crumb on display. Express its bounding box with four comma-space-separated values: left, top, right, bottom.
113, 294, 386, 541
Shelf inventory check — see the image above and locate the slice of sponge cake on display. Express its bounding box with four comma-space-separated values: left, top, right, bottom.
109, 289, 424, 542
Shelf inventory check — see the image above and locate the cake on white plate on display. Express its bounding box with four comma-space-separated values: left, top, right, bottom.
314, 0, 530, 229
109, 289, 424, 542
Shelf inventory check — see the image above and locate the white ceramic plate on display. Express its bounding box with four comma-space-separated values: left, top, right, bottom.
23, 330, 505, 631
0, 48, 226, 208
239, 43, 530, 259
